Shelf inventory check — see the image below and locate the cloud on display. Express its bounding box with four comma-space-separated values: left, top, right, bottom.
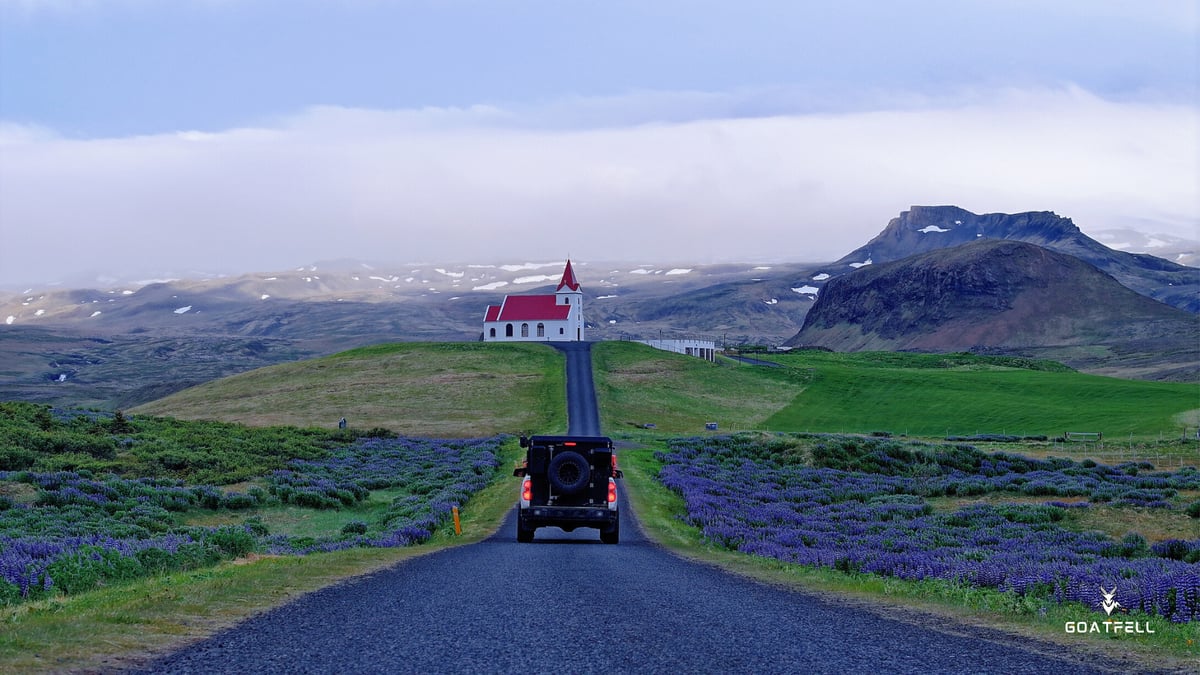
0, 86, 1196, 287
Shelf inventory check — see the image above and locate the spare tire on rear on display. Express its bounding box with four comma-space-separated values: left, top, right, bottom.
547, 451, 590, 495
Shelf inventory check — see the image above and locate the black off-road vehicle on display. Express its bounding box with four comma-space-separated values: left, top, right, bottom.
514, 435, 622, 544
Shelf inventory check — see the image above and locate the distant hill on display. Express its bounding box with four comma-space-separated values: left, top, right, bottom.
2, 207, 1195, 408
809, 205, 1198, 313
0, 261, 818, 409
787, 239, 1199, 381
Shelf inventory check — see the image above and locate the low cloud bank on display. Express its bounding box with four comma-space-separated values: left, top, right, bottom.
1, 86, 1195, 286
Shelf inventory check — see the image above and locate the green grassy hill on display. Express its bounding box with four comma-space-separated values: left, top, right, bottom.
591, 341, 799, 433
131, 342, 567, 437
759, 351, 1198, 438
131, 340, 1197, 442
592, 343, 1198, 440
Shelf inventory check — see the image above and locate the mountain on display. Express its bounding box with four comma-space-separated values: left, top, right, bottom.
0, 260, 817, 344
787, 239, 1199, 381
807, 206, 1198, 313
0, 260, 818, 408
2, 207, 1195, 408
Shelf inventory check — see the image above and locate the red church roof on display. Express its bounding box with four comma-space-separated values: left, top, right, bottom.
484, 261, 581, 325
556, 259, 581, 292
485, 295, 571, 322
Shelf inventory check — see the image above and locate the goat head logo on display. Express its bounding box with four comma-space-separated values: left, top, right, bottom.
1099, 586, 1121, 616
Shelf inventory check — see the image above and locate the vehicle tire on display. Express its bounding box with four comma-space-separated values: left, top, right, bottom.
600, 519, 619, 545
517, 518, 534, 543
547, 451, 590, 495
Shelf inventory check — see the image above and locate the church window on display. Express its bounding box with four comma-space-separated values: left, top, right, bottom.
559, 328, 564, 335
537, 323, 545, 337
505, 324, 513, 337
489, 328, 496, 338
521, 323, 529, 337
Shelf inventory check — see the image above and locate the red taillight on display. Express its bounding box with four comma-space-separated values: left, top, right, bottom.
564, 441, 577, 446
607, 479, 617, 504
611, 454, 619, 471
522, 478, 532, 502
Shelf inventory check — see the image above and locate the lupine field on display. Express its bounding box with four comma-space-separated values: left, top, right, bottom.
656, 434, 1200, 623
0, 402, 503, 605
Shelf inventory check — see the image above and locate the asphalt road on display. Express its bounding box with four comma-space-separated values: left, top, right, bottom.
550, 342, 602, 436
144, 508, 1103, 674
142, 342, 1106, 674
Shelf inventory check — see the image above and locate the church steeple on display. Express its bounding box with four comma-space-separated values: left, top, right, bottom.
556, 259, 581, 292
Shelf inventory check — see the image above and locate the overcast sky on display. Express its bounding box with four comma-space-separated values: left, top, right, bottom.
0, 0, 1196, 288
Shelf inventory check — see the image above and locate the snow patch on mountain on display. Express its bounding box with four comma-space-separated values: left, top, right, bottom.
513, 274, 557, 285
500, 262, 560, 272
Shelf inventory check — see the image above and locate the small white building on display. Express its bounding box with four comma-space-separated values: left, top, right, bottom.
482, 260, 585, 342
637, 339, 717, 362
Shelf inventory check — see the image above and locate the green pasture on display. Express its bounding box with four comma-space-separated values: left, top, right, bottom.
591, 341, 797, 433
757, 350, 1198, 439
591, 343, 1198, 441
126, 341, 1197, 443
132, 342, 567, 437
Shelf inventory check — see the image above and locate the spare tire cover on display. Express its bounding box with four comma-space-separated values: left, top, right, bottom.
547, 451, 590, 495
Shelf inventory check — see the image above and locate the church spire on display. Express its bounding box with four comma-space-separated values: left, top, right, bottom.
556, 259, 581, 292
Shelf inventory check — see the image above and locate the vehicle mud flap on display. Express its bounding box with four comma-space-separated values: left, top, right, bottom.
517, 514, 535, 543
547, 450, 590, 495
600, 517, 619, 545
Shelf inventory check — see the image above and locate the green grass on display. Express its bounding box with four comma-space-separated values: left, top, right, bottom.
181, 487, 411, 537
925, 494, 1200, 544
592, 342, 798, 433
132, 342, 567, 437
757, 351, 1198, 439
616, 437, 1200, 671
593, 346, 1197, 441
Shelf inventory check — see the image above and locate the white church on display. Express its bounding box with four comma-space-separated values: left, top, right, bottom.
482, 260, 586, 342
